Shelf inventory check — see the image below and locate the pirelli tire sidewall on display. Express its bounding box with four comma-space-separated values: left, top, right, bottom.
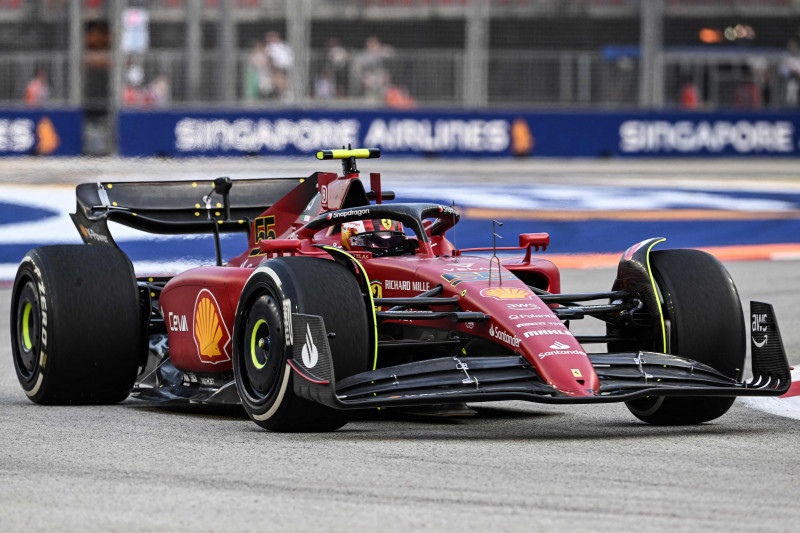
10, 256, 48, 399
232, 263, 298, 424
626, 249, 745, 425
10, 246, 143, 405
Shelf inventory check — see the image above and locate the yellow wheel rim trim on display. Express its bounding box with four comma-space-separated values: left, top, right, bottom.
22, 302, 33, 351
321, 246, 379, 370
250, 319, 268, 369
645, 238, 667, 353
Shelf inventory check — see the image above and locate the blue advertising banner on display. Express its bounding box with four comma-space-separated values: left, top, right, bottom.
118, 109, 800, 158
0, 109, 82, 157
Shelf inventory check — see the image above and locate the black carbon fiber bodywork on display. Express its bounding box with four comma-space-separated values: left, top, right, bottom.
69, 177, 308, 245
291, 301, 791, 410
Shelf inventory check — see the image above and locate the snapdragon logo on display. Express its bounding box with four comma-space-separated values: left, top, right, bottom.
326, 208, 371, 220
619, 120, 795, 154
175, 118, 359, 153
364, 118, 509, 153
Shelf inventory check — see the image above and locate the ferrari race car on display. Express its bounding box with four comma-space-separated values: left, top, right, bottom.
10, 149, 792, 432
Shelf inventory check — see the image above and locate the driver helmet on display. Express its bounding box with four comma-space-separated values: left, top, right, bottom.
341, 219, 405, 256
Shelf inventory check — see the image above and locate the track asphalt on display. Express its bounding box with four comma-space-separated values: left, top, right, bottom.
1, 260, 799, 533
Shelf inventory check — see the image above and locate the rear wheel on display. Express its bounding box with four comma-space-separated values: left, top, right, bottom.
10, 245, 143, 404
232, 256, 370, 432
626, 249, 745, 425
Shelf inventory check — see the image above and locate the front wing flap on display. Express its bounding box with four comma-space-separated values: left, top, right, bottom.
290, 302, 791, 409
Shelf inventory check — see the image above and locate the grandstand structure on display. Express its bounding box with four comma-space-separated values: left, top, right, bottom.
1, 0, 798, 113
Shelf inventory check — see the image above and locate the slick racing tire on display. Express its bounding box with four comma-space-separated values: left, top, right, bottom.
232, 256, 370, 432
10, 245, 143, 404
626, 249, 745, 425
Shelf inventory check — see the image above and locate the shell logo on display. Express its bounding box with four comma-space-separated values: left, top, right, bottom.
193, 289, 231, 364
480, 287, 533, 300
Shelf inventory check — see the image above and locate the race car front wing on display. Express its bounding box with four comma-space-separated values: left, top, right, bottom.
289, 301, 792, 409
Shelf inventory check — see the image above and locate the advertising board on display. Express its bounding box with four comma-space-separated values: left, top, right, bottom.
0, 109, 83, 157
119, 109, 800, 158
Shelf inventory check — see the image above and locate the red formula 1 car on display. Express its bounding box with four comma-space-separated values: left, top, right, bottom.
9, 149, 792, 431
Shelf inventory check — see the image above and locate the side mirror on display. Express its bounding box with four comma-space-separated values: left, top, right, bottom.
519, 233, 549, 252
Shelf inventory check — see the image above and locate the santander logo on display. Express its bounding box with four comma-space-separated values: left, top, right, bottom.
489, 324, 521, 348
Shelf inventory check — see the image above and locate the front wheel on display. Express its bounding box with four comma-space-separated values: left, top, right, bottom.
625, 249, 745, 425
232, 256, 370, 432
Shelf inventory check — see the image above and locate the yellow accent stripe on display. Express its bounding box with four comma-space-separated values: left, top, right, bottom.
321, 246, 379, 371
22, 302, 33, 351
644, 238, 667, 353
316, 148, 379, 160
250, 319, 268, 370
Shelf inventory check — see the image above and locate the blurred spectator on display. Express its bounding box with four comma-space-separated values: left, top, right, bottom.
147, 74, 171, 107
781, 39, 800, 106
25, 69, 50, 106
354, 36, 394, 101
123, 64, 148, 106
325, 37, 349, 97
384, 84, 416, 108
314, 69, 336, 100
246, 39, 273, 100
749, 56, 769, 107
84, 20, 111, 107
265, 31, 293, 100
679, 78, 700, 109
734, 64, 762, 110
124, 67, 170, 108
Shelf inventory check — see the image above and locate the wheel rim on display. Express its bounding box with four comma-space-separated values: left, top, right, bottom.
250, 319, 270, 370
14, 279, 41, 379
22, 302, 33, 350
241, 294, 283, 402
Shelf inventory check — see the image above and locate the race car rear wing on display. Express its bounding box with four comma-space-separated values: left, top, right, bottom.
70, 176, 310, 247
